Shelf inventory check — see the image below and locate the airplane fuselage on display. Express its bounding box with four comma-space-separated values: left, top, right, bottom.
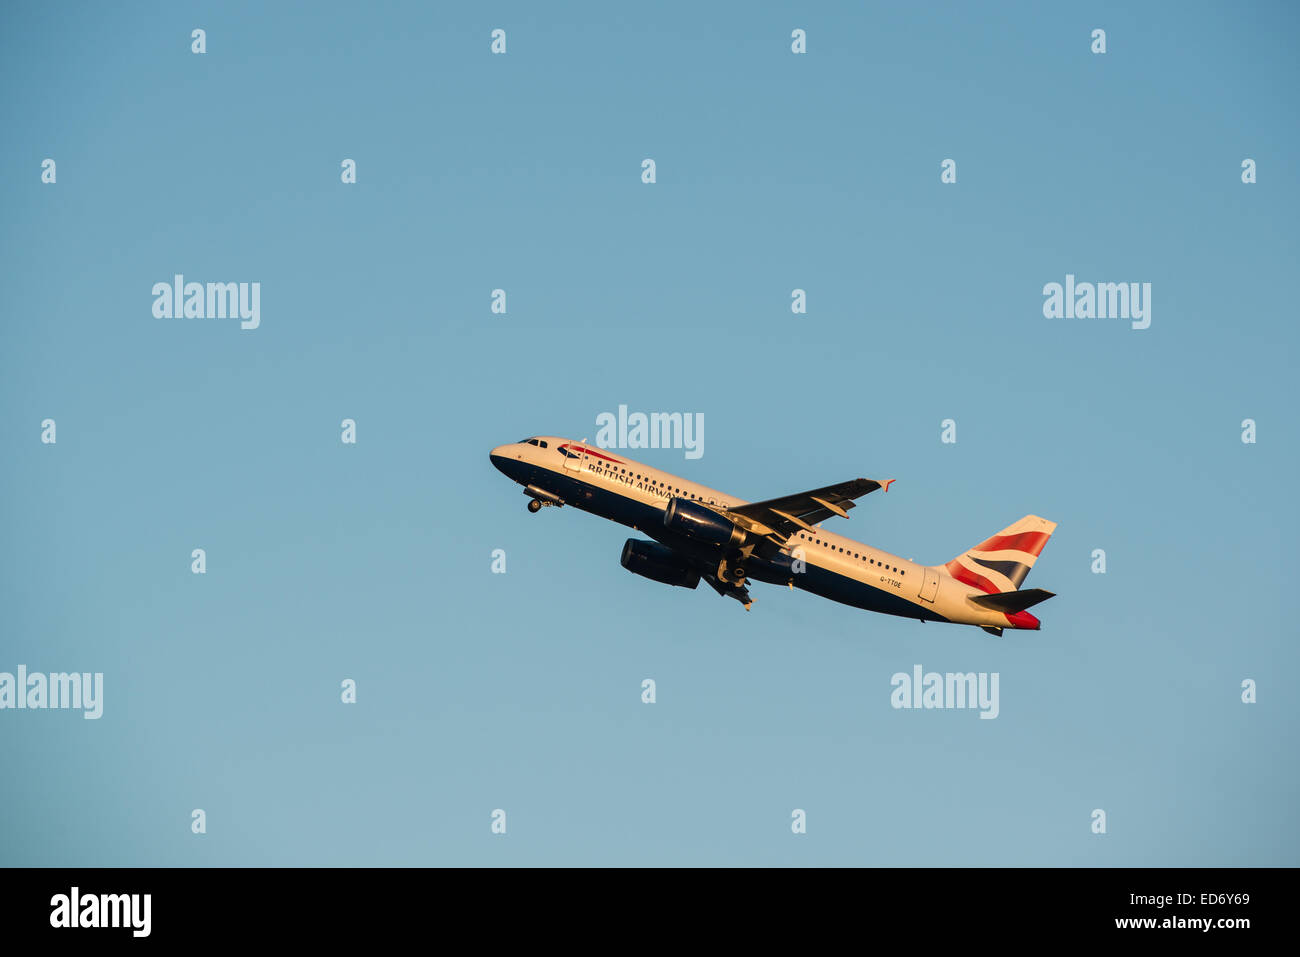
490, 437, 1050, 633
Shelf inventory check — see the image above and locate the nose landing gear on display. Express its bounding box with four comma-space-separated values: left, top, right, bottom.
522, 486, 564, 512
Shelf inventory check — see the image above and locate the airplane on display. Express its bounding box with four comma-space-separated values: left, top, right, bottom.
490, 436, 1057, 636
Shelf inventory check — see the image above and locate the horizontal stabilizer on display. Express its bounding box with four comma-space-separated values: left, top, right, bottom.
968, 588, 1056, 614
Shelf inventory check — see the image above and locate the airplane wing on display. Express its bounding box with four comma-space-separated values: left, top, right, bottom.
724, 478, 894, 543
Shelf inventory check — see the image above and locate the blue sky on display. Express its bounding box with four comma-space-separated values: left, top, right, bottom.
1, 1, 1295, 866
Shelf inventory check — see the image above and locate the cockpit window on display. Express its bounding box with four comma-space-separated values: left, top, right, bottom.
538, 440, 548, 448
521, 437, 542, 446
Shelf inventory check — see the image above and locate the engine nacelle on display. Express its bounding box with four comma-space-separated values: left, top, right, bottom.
620, 539, 701, 589
663, 497, 746, 549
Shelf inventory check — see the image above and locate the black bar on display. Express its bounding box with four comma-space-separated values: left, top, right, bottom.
0, 867, 1282, 943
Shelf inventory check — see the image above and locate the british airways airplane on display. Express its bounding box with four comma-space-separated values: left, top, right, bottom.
490, 437, 1057, 636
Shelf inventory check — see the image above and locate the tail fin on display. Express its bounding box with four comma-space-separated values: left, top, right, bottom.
945, 515, 1056, 594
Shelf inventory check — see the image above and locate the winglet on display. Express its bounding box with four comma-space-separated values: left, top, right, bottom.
881, 479, 895, 493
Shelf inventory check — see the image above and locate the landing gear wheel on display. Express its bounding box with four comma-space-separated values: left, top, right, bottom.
527, 498, 542, 513
733, 565, 747, 582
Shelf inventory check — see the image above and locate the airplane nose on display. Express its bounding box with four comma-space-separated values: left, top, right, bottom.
489, 445, 511, 473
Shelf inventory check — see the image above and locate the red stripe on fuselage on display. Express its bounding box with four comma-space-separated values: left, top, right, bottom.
558, 444, 624, 464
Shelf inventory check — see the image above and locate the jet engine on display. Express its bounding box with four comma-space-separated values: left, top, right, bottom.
662, 497, 746, 549
620, 539, 701, 589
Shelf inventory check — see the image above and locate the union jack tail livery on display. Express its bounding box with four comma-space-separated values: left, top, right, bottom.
944, 516, 1057, 595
